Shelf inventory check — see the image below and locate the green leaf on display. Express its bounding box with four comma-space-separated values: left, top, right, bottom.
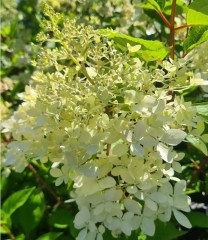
187, 0, 208, 26
195, 103, 208, 117
2, 187, 35, 217
0, 174, 8, 200
187, 136, 208, 155
0, 209, 12, 231
146, 220, 187, 240
155, 0, 166, 10
163, 0, 185, 16
183, 27, 208, 52
99, 29, 169, 61
147, 0, 162, 12
36, 232, 63, 240
15, 234, 25, 240
186, 211, 208, 228
12, 190, 45, 236
49, 207, 73, 229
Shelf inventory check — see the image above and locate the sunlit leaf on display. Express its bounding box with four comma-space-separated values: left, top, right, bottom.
2, 187, 35, 217
183, 27, 208, 52
12, 190, 45, 236
99, 29, 169, 61
187, 0, 208, 25
187, 136, 208, 155
194, 103, 208, 117
127, 43, 141, 53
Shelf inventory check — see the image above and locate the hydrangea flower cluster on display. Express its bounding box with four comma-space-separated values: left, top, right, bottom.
2, 5, 207, 240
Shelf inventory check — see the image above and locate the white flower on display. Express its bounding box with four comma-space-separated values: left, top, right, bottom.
50, 165, 69, 186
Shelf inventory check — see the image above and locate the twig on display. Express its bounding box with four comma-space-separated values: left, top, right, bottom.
170, 0, 177, 60
1, 224, 15, 239
158, 11, 171, 28
27, 163, 61, 208
106, 144, 111, 156
174, 24, 191, 31
188, 156, 208, 188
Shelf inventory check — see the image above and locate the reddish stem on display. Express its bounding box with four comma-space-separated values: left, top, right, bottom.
158, 11, 171, 28
170, 0, 177, 60
188, 157, 208, 188
28, 163, 61, 207
175, 24, 191, 30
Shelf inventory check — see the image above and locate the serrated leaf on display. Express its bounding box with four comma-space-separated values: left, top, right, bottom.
2, 187, 35, 217
183, 27, 208, 52
187, 0, 208, 25
173, 209, 192, 229
99, 29, 169, 61
36, 232, 63, 240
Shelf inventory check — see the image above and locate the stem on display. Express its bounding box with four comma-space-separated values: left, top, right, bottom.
61, 42, 95, 85
1, 224, 15, 239
148, 2, 170, 28
106, 144, 111, 156
170, 0, 177, 60
158, 11, 171, 28
28, 163, 61, 207
188, 157, 208, 188
174, 24, 190, 30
